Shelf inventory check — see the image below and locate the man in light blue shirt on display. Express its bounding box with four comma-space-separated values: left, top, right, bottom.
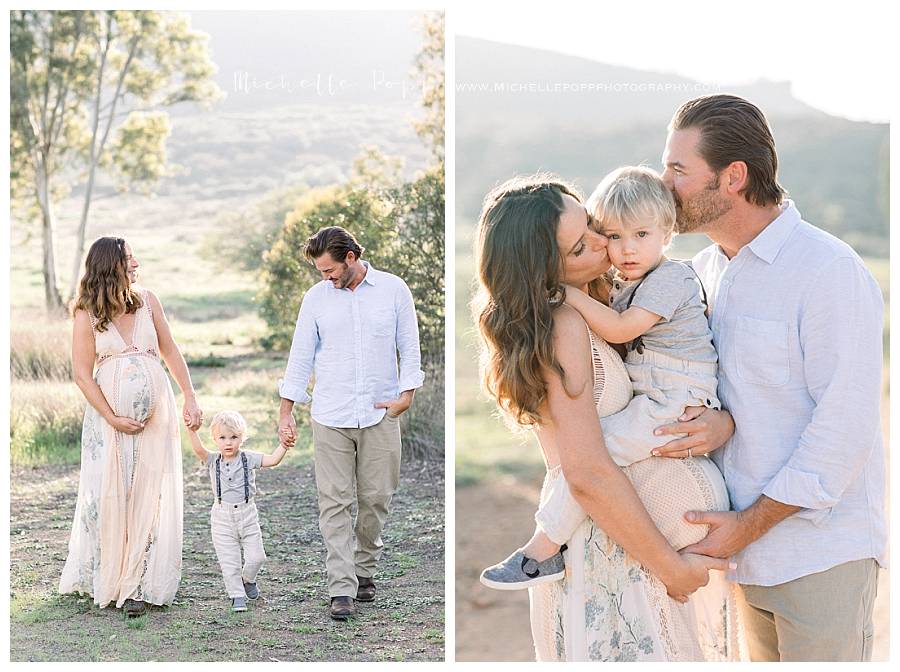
278, 226, 424, 620
659, 95, 886, 661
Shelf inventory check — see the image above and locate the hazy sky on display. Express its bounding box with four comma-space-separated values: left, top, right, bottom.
187, 10, 426, 110
455, 2, 891, 123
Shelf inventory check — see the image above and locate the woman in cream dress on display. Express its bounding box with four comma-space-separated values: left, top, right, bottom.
473, 177, 747, 661
60, 237, 202, 617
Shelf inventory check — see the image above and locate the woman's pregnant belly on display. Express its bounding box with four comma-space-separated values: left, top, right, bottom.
622, 455, 730, 550
97, 355, 158, 424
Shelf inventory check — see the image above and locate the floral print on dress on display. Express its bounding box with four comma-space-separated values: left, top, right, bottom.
81, 407, 103, 462
580, 530, 657, 661
122, 357, 153, 423
59, 289, 183, 609
532, 330, 746, 662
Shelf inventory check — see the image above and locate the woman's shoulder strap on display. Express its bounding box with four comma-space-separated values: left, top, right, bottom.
585, 323, 607, 407
84, 309, 99, 333
138, 286, 154, 319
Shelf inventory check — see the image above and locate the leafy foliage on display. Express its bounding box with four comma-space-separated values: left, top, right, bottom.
234, 14, 446, 458
258, 184, 398, 350
413, 12, 444, 162
256, 165, 445, 458
10, 10, 222, 309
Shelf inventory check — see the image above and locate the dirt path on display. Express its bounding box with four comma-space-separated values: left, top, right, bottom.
455, 477, 541, 662
10, 457, 444, 662
455, 479, 889, 662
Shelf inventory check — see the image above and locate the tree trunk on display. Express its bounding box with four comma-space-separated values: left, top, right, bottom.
35, 156, 64, 313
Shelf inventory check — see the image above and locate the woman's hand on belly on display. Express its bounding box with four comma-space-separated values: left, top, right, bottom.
108, 414, 145, 435
662, 552, 733, 603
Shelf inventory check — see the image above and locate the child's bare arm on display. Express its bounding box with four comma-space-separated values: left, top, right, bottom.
564, 285, 661, 344
260, 443, 289, 468
187, 428, 211, 463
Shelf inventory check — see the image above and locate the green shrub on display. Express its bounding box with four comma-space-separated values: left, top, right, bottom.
400, 355, 444, 460
256, 167, 445, 458
257, 184, 399, 350
185, 352, 228, 368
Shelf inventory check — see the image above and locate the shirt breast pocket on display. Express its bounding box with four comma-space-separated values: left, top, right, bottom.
734, 315, 791, 387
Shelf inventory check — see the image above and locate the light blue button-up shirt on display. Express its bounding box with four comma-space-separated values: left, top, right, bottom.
280, 261, 425, 429
693, 201, 887, 586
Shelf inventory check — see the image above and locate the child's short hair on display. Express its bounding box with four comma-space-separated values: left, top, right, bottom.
587, 166, 677, 238
209, 410, 248, 439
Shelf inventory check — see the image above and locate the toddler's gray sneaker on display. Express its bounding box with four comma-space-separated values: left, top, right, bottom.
479, 546, 566, 590
232, 596, 248, 612
243, 581, 260, 600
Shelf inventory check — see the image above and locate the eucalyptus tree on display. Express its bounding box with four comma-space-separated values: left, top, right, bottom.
10, 10, 222, 311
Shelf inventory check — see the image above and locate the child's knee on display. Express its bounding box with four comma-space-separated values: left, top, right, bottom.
244, 544, 267, 568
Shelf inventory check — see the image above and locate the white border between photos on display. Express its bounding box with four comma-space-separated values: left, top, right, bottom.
443, 6, 456, 664
2, 5, 12, 669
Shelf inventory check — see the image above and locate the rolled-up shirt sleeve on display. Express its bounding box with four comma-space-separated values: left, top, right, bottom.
279, 290, 318, 404
762, 256, 884, 521
395, 280, 425, 392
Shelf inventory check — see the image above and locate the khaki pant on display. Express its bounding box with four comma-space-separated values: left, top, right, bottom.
737, 558, 879, 661
210, 500, 267, 598
312, 414, 402, 597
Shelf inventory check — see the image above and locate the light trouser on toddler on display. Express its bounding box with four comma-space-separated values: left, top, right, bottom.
536, 347, 724, 547
210, 500, 267, 598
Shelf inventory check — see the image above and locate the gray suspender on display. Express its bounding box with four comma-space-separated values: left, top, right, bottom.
621, 260, 709, 354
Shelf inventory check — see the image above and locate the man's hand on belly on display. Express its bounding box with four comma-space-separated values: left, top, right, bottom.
679, 496, 802, 559
678, 510, 750, 558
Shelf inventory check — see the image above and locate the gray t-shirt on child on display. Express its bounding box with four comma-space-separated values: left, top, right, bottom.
608, 259, 717, 363
206, 450, 264, 503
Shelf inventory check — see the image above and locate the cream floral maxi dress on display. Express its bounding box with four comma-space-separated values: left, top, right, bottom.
530, 326, 747, 661
59, 288, 183, 608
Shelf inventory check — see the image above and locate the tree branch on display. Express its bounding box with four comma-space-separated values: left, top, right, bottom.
39, 13, 55, 150
47, 13, 86, 150
86, 13, 112, 165
96, 31, 141, 161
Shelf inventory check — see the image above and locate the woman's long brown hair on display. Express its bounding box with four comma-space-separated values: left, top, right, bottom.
73, 237, 142, 332
472, 174, 588, 427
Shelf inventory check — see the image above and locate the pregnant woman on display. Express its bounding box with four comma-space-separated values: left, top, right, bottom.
472, 176, 746, 660
59, 237, 202, 617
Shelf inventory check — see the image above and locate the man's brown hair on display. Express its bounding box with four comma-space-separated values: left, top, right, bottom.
303, 226, 364, 263
671, 94, 787, 207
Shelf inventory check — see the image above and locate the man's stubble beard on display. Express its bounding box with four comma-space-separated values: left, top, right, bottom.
674, 173, 733, 234
332, 263, 356, 289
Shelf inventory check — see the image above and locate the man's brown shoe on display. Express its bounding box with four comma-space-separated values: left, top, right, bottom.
123, 599, 147, 618
330, 596, 356, 620
356, 576, 376, 602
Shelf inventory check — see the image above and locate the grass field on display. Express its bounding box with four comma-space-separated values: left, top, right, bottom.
9, 188, 445, 661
